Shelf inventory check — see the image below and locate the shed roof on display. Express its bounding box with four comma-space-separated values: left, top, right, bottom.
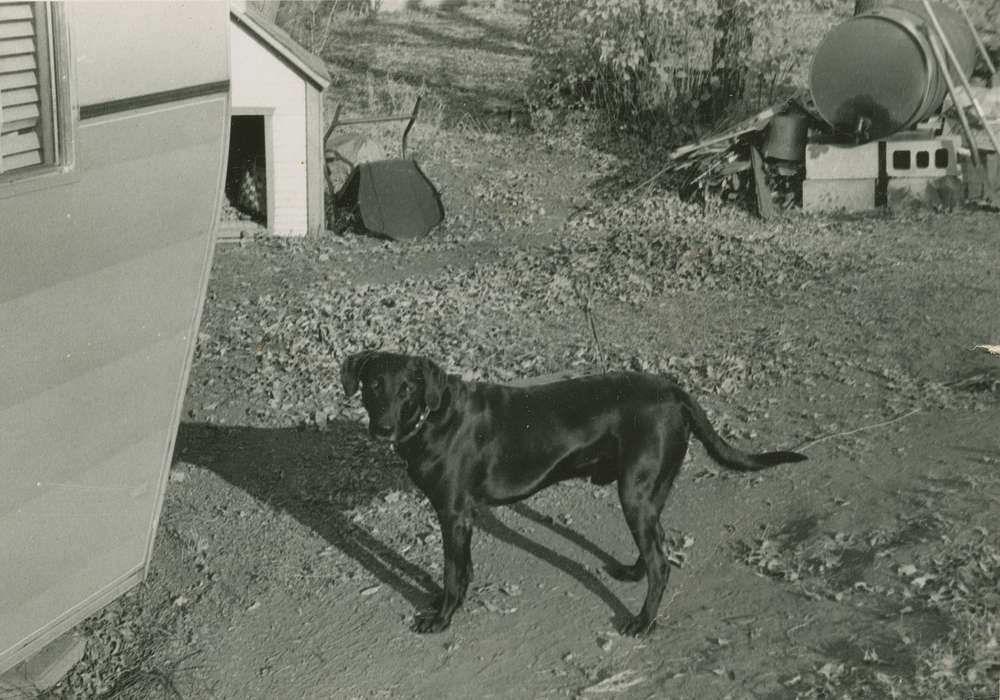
230, 7, 331, 90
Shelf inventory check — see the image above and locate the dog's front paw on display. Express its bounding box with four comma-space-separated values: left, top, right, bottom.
621, 615, 656, 637
412, 611, 451, 634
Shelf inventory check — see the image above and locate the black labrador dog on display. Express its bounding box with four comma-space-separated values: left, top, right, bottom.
341, 351, 806, 636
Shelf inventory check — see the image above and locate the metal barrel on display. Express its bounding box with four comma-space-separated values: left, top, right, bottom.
809, 1, 977, 140
764, 112, 809, 161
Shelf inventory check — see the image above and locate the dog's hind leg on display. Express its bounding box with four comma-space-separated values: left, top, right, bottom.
617, 486, 668, 634
606, 518, 669, 582
617, 437, 687, 636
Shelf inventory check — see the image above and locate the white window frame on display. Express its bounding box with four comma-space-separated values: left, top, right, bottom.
0, 2, 75, 196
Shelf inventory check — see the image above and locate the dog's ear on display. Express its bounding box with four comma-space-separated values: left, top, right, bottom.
341, 351, 375, 397
419, 357, 447, 412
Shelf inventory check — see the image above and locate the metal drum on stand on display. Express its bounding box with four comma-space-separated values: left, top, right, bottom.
809, 1, 977, 139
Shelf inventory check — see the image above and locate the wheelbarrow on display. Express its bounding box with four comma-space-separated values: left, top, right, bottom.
325, 96, 445, 240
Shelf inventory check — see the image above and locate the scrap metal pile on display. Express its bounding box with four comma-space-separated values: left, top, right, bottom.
667, 0, 1000, 217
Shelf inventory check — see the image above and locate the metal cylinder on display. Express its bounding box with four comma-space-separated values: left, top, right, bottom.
763, 113, 808, 161
809, 1, 977, 139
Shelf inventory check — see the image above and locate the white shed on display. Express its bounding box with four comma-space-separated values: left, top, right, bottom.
227, 3, 330, 236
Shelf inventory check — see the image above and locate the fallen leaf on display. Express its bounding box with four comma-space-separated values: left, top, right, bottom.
818, 662, 843, 680
582, 669, 645, 693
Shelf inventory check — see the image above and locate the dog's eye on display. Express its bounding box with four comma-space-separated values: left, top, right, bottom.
368, 379, 381, 391
398, 383, 412, 397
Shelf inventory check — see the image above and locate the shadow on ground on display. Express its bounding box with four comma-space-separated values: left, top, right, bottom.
174, 420, 633, 625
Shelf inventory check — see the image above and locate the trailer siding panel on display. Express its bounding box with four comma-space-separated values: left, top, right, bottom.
70, 2, 229, 109
0, 235, 207, 412
0, 1, 229, 673
1, 99, 225, 304
0, 428, 172, 643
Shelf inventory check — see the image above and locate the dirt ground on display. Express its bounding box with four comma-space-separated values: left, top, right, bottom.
43, 3, 999, 699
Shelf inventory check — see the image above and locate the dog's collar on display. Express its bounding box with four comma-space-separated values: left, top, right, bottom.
392, 405, 432, 446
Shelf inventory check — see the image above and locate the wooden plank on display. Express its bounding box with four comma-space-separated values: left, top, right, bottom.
305, 85, 324, 234
0, 20, 33, 40
0, 53, 33, 75
0, 148, 39, 170
750, 145, 777, 220
0, 235, 208, 412
1, 630, 87, 693
0, 129, 38, 156
30, 0, 52, 165
669, 99, 792, 160
1, 85, 38, 107
0, 102, 37, 131
0, 37, 34, 57
0, 5, 32, 22
0, 116, 38, 135
0, 69, 36, 91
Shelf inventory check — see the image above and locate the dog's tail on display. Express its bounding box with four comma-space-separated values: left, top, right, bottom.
678, 389, 806, 472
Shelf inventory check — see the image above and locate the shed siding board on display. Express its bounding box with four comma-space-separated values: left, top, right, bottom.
305, 84, 324, 234
230, 21, 307, 235
0, 2, 228, 672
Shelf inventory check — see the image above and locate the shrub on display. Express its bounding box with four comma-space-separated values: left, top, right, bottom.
526, 0, 846, 140
271, 0, 377, 55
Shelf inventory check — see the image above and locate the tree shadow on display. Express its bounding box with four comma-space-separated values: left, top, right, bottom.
173, 420, 634, 625
321, 49, 523, 126
405, 5, 533, 59
403, 21, 533, 60
318, 4, 535, 129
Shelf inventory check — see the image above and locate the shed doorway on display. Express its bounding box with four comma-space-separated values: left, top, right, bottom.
224, 114, 272, 229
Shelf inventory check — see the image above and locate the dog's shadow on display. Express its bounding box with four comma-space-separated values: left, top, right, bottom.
174, 420, 633, 625
476, 506, 633, 623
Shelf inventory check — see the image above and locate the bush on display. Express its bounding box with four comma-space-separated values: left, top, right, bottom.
271, 0, 377, 55
526, 0, 845, 141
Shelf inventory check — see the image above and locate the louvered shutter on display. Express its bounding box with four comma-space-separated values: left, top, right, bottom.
0, 2, 45, 173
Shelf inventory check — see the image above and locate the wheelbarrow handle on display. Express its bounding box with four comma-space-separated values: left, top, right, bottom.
401, 95, 421, 159
323, 103, 344, 145
324, 96, 423, 159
